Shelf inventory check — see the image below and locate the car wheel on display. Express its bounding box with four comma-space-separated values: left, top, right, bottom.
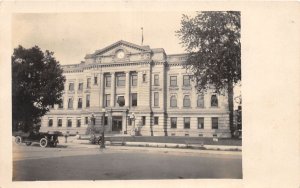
40, 138, 48, 148
25, 142, 32, 146
15, 136, 22, 144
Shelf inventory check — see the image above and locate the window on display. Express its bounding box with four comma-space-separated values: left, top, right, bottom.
117, 96, 125, 107
77, 98, 82, 109
171, 117, 177, 128
142, 116, 146, 126
78, 83, 83, 91
142, 74, 146, 82
212, 117, 218, 129
170, 95, 177, 107
131, 93, 137, 107
91, 117, 95, 125
197, 95, 204, 108
105, 94, 110, 107
48, 119, 53, 127
67, 119, 72, 127
58, 99, 63, 109
198, 117, 204, 129
77, 118, 81, 127
69, 83, 74, 91
183, 95, 191, 107
87, 78, 91, 88
154, 74, 159, 86
57, 118, 62, 127
104, 117, 108, 126
154, 92, 159, 107
183, 75, 191, 86
154, 117, 159, 125
184, 117, 190, 129
94, 76, 98, 85
170, 76, 177, 86
131, 73, 137, 86
85, 117, 88, 124
211, 95, 218, 107
86, 95, 90, 108
128, 118, 132, 126
117, 73, 125, 86
68, 98, 73, 109
105, 75, 111, 87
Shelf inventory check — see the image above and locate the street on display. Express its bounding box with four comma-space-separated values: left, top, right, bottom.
13, 143, 242, 180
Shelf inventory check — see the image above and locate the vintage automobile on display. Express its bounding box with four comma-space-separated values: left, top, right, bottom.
14, 131, 62, 148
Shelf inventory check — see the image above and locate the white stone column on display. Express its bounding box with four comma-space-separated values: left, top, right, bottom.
125, 71, 130, 107
99, 73, 104, 108
111, 72, 115, 107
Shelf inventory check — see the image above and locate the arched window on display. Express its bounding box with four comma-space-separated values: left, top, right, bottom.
197, 95, 204, 108
211, 95, 218, 107
170, 95, 177, 107
183, 95, 191, 107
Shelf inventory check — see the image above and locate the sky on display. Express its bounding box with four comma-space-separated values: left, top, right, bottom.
12, 12, 195, 65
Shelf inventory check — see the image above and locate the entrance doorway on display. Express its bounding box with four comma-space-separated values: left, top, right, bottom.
112, 116, 122, 132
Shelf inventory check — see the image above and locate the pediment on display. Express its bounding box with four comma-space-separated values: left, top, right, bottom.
87, 40, 151, 58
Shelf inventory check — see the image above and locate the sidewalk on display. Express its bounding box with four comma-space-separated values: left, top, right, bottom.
60, 136, 242, 152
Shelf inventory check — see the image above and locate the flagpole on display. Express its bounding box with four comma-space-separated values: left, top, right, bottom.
141, 27, 144, 45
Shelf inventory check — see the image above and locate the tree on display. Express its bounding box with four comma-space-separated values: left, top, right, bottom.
12, 46, 66, 132
176, 11, 241, 136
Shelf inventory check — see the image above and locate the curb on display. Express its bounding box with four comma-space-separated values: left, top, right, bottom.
68, 139, 242, 151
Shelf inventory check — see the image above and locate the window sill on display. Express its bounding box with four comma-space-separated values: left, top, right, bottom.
182, 86, 192, 89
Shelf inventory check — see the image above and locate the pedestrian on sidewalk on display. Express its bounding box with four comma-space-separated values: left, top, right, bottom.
64, 131, 69, 143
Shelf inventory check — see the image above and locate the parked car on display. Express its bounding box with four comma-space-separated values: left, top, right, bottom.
14, 131, 62, 148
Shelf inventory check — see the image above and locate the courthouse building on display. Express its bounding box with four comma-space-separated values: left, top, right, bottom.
40, 40, 231, 137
